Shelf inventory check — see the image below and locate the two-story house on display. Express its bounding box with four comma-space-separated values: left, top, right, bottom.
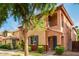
18, 4, 77, 51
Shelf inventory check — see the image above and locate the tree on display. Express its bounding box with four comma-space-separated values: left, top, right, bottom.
3, 30, 8, 37
0, 3, 57, 56
3, 30, 8, 45
75, 26, 78, 29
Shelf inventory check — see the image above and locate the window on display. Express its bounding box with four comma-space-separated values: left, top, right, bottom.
65, 23, 69, 29
28, 35, 38, 45
48, 13, 57, 27
61, 14, 64, 27
61, 36, 64, 46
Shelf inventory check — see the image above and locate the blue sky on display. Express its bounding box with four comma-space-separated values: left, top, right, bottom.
64, 4, 79, 26
0, 16, 19, 32
0, 4, 79, 32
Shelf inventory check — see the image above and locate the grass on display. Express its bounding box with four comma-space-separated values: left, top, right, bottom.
30, 51, 43, 56
0, 52, 43, 56
12, 51, 43, 56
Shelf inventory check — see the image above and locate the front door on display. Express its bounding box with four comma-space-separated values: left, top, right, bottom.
48, 36, 57, 50
53, 36, 57, 50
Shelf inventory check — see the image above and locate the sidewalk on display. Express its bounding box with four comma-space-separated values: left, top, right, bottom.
44, 51, 79, 56
0, 49, 79, 56
0, 49, 24, 56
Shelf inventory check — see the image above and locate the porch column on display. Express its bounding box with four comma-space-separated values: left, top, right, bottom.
45, 30, 49, 51
57, 33, 61, 45
57, 10, 62, 30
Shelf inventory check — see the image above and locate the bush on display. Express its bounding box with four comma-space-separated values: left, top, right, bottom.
55, 45, 64, 55
0, 45, 6, 49
16, 40, 24, 50
16, 43, 21, 49
37, 46, 44, 53
20, 40, 24, 50
7, 43, 12, 50
0, 43, 12, 50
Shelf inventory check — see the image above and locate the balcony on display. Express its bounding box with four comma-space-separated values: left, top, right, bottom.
48, 13, 57, 28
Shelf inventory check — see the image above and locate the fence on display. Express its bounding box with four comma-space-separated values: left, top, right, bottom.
72, 41, 79, 51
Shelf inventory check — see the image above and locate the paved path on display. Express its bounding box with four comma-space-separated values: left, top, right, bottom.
63, 51, 79, 56
44, 51, 55, 56
0, 49, 24, 56
0, 49, 79, 56
44, 51, 79, 56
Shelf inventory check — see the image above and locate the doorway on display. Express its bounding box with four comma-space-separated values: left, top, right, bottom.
53, 36, 57, 50
48, 36, 57, 51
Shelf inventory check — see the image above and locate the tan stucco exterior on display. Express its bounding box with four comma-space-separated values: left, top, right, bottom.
17, 4, 77, 51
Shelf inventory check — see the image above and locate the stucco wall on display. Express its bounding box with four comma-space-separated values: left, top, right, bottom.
27, 15, 47, 45
71, 29, 77, 41
61, 10, 72, 50
47, 10, 61, 32
27, 28, 46, 45
47, 30, 62, 45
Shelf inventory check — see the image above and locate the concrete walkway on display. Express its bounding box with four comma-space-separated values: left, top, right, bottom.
44, 51, 55, 56
0, 49, 24, 56
44, 51, 79, 56
63, 51, 79, 56
0, 49, 79, 56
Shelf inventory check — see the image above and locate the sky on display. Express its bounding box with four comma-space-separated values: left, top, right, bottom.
0, 3, 79, 32
64, 4, 79, 26
0, 16, 19, 32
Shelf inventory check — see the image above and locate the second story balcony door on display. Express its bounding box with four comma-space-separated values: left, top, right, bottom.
48, 13, 57, 27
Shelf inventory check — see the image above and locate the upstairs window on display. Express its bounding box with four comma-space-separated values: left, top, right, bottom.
61, 14, 64, 27
48, 13, 57, 27
65, 23, 69, 29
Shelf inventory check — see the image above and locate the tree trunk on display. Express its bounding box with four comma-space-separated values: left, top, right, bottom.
22, 25, 29, 56
21, 16, 29, 56
24, 35, 29, 56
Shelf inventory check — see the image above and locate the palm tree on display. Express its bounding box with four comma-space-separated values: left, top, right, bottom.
0, 3, 57, 56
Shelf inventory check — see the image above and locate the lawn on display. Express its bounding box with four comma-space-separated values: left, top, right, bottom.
30, 52, 43, 56
12, 51, 43, 56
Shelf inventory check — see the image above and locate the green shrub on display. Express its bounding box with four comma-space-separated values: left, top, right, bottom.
0, 44, 12, 50
16, 44, 21, 49
37, 46, 44, 53
16, 40, 24, 50
20, 40, 24, 50
55, 45, 64, 55
7, 43, 12, 50
16, 43, 21, 49
0, 45, 7, 49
